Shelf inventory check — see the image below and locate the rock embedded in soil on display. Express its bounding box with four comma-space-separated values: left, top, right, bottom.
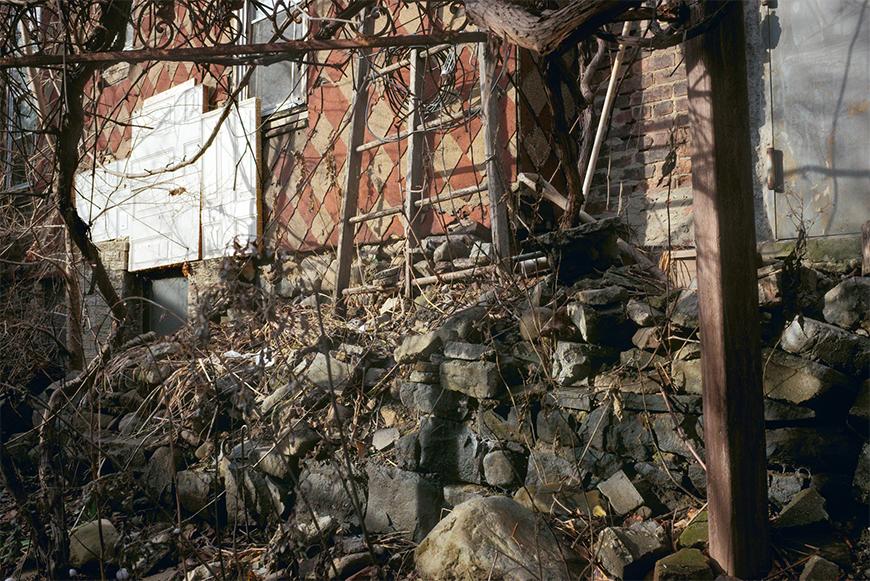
177, 470, 219, 515
415, 496, 581, 580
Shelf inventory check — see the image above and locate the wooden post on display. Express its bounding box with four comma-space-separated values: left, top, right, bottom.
404, 48, 425, 297
684, 2, 769, 578
479, 36, 512, 263
333, 11, 374, 312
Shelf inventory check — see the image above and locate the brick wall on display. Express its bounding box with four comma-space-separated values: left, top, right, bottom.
585, 44, 694, 248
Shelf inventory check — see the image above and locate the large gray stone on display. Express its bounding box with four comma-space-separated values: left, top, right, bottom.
552, 342, 597, 385
574, 285, 627, 306
597, 470, 644, 516
415, 496, 581, 580
365, 464, 442, 541
799, 555, 843, 581
822, 276, 869, 331
774, 488, 829, 528
419, 417, 485, 483
626, 298, 664, 327
394, 331, 442, 364
70, 519, 119, 568
443, 341, 493, 361
296, 460, 365, 526
524, 448, 584, 488
433, 236, 471, 263
567, 303, 628, 344
671, 289, 699, 329
399, 381, 469, 419
781, 316, 870, 376
763, 349, 850, 404
483, 449, 525, 488
220, 456, 286, 526
143, 446, 180, 503
597, 520, 668, 579
440, 359, 502, 399
653, 548, 714, 580
437, 307, 486, 342
303, 352, 355, 392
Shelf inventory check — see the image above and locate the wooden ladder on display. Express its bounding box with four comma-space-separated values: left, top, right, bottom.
333, 16, 511, 312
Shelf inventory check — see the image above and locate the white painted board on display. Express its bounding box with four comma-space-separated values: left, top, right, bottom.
200, 98, 261, 259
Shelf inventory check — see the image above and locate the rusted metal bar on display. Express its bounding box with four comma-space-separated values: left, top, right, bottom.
0, 31, 488, 69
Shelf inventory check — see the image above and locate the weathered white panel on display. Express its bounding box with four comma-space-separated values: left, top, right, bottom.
75, 159, 133, 242
201, 98, 261, 259
127, 81, 205, 271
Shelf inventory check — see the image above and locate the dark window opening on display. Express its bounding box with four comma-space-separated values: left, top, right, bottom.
142, 270, 188, 336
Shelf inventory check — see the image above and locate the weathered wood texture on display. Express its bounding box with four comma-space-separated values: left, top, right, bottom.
333, 12, 374, 311
465, 0, 635, 55
684, 1, 770, 578
478, 37, 512, 262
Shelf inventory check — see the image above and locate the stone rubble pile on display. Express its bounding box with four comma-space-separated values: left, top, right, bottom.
3, 227, 868, 580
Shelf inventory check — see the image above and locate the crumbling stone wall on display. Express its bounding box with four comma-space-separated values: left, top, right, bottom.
81, 239, 141, 361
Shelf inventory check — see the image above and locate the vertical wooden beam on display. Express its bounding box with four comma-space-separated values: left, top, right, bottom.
404, 48, 426, 297
684, 2, 769, 578
479, 36, 512, 263
333, 11, 374, 312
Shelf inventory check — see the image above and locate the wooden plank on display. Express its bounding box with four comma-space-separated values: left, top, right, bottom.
333, 11, 374, 312
404, 48, 426, 298
479, 36, 512, 264
683, 2, 770, 578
